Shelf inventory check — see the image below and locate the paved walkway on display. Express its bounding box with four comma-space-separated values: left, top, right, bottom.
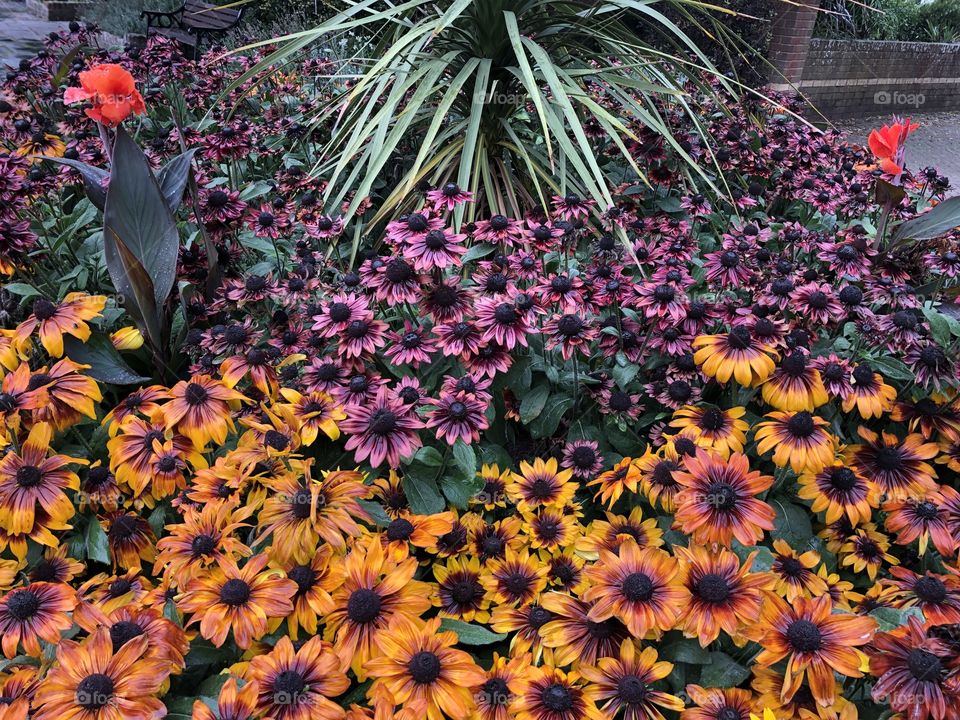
834, 112, 960, 195
0, 0, 69, 70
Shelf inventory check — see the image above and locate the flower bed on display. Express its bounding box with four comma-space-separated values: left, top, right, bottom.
1, 26, 960, 720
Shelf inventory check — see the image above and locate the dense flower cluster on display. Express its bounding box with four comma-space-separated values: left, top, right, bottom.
1, 25, 960, 720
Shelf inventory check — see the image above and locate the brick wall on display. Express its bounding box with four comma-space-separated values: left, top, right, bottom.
767, 0, 822, 90
798, 38, 960, 119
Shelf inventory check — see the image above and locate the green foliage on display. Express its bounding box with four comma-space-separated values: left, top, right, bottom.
816, 0, 960, 42
83, 0, 179, 37
222, 0, 760, 260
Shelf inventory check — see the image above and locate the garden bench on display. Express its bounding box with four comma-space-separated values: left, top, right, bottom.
142, 0, 244, 58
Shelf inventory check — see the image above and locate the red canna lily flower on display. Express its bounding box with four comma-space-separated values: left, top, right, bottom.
867, 117, 919, 178
64, 63, 146, 127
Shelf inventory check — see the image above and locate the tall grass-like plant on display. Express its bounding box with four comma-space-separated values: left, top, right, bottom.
222, 0, 747, 256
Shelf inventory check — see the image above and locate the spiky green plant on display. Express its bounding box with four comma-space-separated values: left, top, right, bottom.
224, 0, 753, 256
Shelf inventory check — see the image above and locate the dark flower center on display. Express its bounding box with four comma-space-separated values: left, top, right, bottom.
489, 215, 509, 231
443, 183, 461, 197
386, 518, 415, 542
485, 273, 508, 293
528, 478, 555, 500
907, 649, 943, 682
787, 411, 816, 438
727, 325, 752, 350
108, 579, 132, 597
919, 346, 946, 368
288, 564, 317, 595
541, 683, 573, 712
700, 407, 725, 431
5, 589, 39, 620
447, 401, 468, 421
424, 230, 447, 250
786, 619, 822, 653
653, 284, 675, 302
706, 483, 738, 511
257, 212, 275, 228
408, 651, 441, 684
291, 488, 312, 520
76, 673, 114, 709
503, 572, 532, 597
219, 578, 251, 606
556, 315, 584, 337
915, 501, 939, 520
385, 259, 413, 284
720, 251, 739, 268
346, 320, 370, 339
26, 373, 51, 391
617, 675, 648, 705
914, 576, 947, 604
328, 302, 351, 323
157, 456, 177, 473
32, 298, 57, 320
347, 588, 382, 624
717, 708, 742, 720
109, 514, 139, 540
779, 557, 805, 578
571, 446, 597, 469
828, 467, 858, 492
142, 430, 165, 452
208, 190, 229, 207
609, 391, 632, 412
652, 460, 679, 487
403, 212, 428, 232
368, 409, 398, 436
781, 352, 807, 376
493, 303, 517, 325
184, 382, 209, 406
450, 578, 482, 605
551, 276, 573, 294
264, 430, 290, 451
109, 621, 144, 652
481, 677, 510, 706
852, 364, 875, 386
528, 605, 552, 628
821, 363, 845, 383
621, 572, 655, 602
245, 275, 267, 292
771, 278, 794, 296
191, 534, 216, 557
15, 465, 42, 488
223, 324, 248, 345
696, 573, 730, 603
837, 285, 862, 306
480, 534, 505, 558
31, 560, 58, 582
892, 311, 917, 329
874, 446, 904, 472
274, 670, 307, 701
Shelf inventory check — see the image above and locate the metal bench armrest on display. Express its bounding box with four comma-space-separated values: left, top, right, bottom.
141, 6, 185, 31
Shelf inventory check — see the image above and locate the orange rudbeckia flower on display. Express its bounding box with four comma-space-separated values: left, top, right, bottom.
63, 63, 146, 127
